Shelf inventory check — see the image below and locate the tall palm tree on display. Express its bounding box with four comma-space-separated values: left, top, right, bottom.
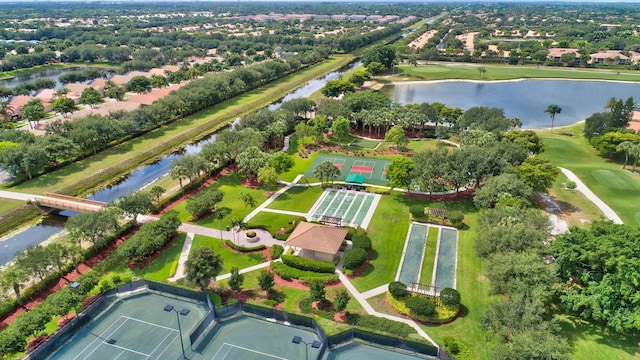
616, 141, 635, 169
0, 101, 14, 123
544, 104, 562, 131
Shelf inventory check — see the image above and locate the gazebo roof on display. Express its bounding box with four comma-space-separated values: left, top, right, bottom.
345, 174, 365, 184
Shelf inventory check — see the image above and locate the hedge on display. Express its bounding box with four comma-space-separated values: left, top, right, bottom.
269, 245, 284, 259
281, 255, 335, 274
223, 240, 266, 252
387, 292, 459, 324
270, 262, 338, 284
351, 234, 372, 250
388, 281, 409, 299
342, 248, 368, 270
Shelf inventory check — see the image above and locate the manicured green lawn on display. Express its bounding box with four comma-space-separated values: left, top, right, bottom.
172, 172, 269, 226
280, 153, 319, 183
247, 212, 306, 235
406, 139, 443, 153
396, 63, 640, 82
348, 137, 380, 150
538, 123, 640, 226
558, 314, 640, 360
190, 234, 265, 274
266, 186, 323, 212
419, 226, 439, 284
547, 172, 603, 228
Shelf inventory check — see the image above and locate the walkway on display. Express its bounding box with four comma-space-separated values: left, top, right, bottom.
0, 190, 35, 201
559, 167, 623, 224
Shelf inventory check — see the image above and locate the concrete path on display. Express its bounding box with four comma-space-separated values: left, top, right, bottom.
0, 190, 36, 201
168, 232, 194, 282
360, 283, 389, 299
243, 174, 305, 223
336, 270, 438, 347
216, 261, 273, 281
559, 167, 623, 224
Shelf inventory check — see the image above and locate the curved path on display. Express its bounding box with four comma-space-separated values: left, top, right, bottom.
559, 167, 623, 224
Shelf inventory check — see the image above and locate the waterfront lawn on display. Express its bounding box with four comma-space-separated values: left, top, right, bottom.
247, 212, 306, 236
172, 172, 269, 226
190, 234, 265, 273
397, 63, 640, 82
266, 186, 323, 213
538, 123, 640, 226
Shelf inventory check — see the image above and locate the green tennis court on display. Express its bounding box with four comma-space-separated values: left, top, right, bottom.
47, 292, 209, 360
348, 137, 380, 150
434, 228, 459, 292
305, 155, 391, 185
197, 316, 321, 360
326, 342, 428, 359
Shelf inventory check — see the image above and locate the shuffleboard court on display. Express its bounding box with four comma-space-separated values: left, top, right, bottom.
397, 223, 429, 285
47, 292, 209, 360
305, 155, 391, 185
309, 189, 380, 229
433, 228, 459, 292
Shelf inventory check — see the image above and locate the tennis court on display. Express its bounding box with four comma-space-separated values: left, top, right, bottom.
309, 189, 380, 228
326, 342, 428, 359
305, 155, 391, 185
396, 223, 429, 285
47, 292, 209, 360
348, 137, 380, 150
433, 228, 459, 292
197, 316, 321, 360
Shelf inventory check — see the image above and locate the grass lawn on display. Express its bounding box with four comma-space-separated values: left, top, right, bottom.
547, 172, 603, 228
171, 172, 269, 226
395, 63, 640, 82
266, 186, 323, 212
190, 234, 265, 274
538, 123, 640, 226
104, 232, 187, 282
558, 314, 640, 360
247, 212, 306, 235
419, 226, 439, 284
348, 137, 380, 150
281, 136, 319, 183
406, 139, 453, 153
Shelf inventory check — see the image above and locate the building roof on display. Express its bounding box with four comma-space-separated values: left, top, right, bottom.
284, 222, 347, 255
547, 48, 580, 58
590, 50, 628, 60
64, 83, 90, 95
68, 101, 141, 119
8, 95, 34, 112
35, 89, 56, 102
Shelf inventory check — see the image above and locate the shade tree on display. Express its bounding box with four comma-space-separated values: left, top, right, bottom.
185, 247, 223, 292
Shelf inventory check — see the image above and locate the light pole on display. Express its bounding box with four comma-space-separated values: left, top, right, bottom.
69, 281, 80, 321
292, 335, 321, 360
164, 304, 190, 359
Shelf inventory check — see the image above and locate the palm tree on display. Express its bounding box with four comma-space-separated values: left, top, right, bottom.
630, 143, 640, 173
616, 141, 635, 169
0, 101, 14, 123
170, 165, 188, 193
544, 104, 562, 131
477, 67, 487, 78
605, 97, 618, 112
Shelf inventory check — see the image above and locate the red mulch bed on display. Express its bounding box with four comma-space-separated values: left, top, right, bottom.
0, 231, 133, 329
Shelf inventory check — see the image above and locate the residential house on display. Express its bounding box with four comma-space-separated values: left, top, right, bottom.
590, 50, 629, 65
547, 48, 581, 64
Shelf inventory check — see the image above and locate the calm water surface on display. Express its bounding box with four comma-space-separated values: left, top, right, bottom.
383, 79, 640, 129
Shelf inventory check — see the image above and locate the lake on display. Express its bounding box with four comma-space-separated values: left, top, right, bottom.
382, 79, 640, 129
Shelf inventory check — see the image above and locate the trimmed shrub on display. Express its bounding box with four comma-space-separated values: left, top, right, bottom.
270, 262, 338, 283
281, 255, 335, 273
342, 248, 368, 270
566, 180, 577, 189
409, 205, 425, 218
269, 244, 284, 259
406, 296, 435, 316
352, 234, 372, 250
440, 288, 461, 306
0, 329, 26, 356
388, 281, 409, 299
448, 211, 464, 228
223, 240, 266, 252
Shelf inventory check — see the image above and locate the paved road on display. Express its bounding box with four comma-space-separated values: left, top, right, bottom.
560, 167, 623, 224
0, 190, 35, 201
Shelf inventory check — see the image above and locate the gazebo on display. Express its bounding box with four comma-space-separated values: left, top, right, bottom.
345, 174, 365, 190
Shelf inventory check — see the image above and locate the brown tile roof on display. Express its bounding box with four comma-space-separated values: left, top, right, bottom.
8, 95, 35, 113
64, 83, 90, 96
591, 50, 628, 60
284, 222, 347, 255
547, 48, 580, 58
68, 101, 141, 119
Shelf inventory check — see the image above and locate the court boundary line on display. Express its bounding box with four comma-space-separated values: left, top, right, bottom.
121, 315, 179, 332
212, 342, 287, 360
74, 316, 129, 360
147, 330, 180, 359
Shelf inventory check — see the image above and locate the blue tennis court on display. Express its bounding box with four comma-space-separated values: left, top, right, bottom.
397, 223, 429, 285
309, 189, 380, 228
434, 228, 458, 292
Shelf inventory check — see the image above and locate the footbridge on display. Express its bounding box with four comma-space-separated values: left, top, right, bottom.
0, 190, 107, 213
